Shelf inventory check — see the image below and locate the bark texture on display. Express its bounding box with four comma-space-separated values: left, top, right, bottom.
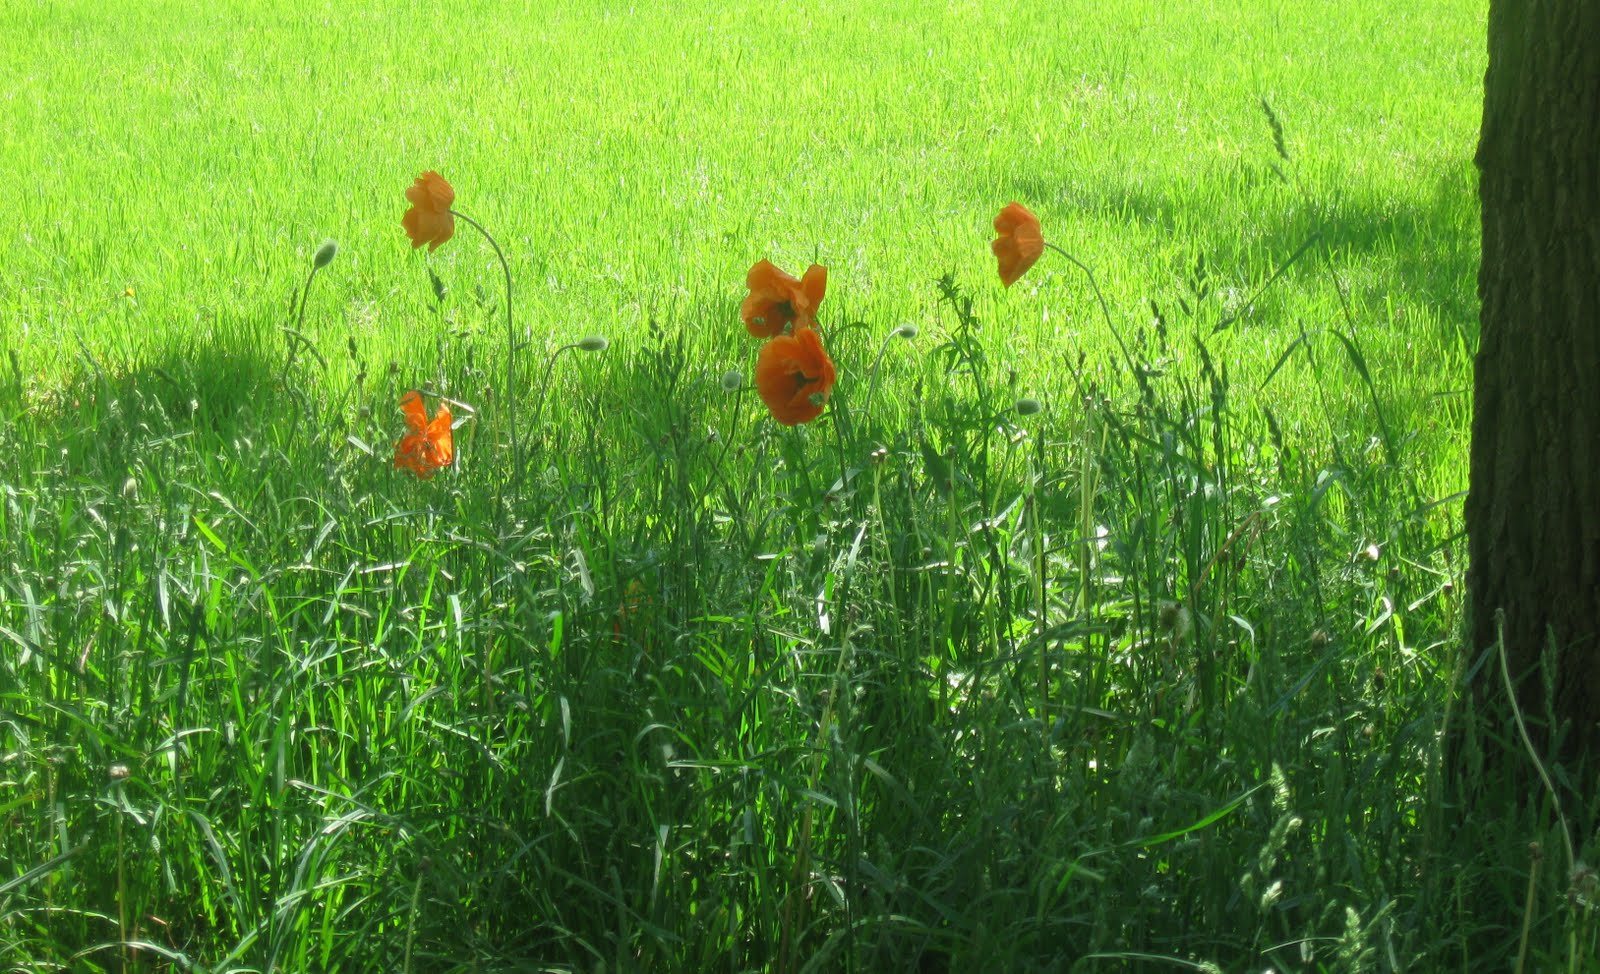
1468, 0, 1600, 766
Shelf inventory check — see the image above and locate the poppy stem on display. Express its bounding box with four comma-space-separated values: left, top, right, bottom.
709, 379, 747, 486
863, 326, 911, 418
279, 261, 327, 437
1043, 242, 1137, 377
281, 263, 321, 378
1031, 414, 1049, 743
450, 209, 518, 489
531, 343, 583, 450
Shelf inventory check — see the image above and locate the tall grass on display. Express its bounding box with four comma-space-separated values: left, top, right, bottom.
7, 1, 1579, 972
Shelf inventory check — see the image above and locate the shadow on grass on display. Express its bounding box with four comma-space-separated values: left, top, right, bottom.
10, 314, 290, 482
1007, 156, 1479, 338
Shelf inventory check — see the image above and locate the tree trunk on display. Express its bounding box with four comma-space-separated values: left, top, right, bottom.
1468, 0, 1600, 771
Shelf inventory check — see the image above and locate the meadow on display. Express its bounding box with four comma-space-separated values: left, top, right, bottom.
0, 0, 1531, 970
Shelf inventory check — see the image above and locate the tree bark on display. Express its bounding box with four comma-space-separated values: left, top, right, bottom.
1468, 0, 1600, 770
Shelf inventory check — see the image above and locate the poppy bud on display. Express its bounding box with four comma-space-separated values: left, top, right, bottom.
720, 370, 743, 392
313, 239, 339, 269
577, 335, 609, 352
894, 324, 919, 340
1016, 398, 1043, 416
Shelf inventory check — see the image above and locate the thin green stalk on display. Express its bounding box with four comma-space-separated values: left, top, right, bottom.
282, 241, 335, 379
527, 336, 609, 469
1043, 241, 1137, 377
1497, 612, 1574, 870
402, 867, 424, 974
1031, 420, 1048, 741
530, 343, 581, 448
1516, 842, 1541, 974
863, 324, 916, 418
450, 209, 517, 488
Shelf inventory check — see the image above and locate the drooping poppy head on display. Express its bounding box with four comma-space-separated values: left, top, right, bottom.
402, 171, 456, 251
755, 326, 837, 426
741, 259, 827, 338
992, 202, 1044, 288
394, 390, 455, 478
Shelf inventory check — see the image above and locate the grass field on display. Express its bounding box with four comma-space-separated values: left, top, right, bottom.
4, 0, 1563, 971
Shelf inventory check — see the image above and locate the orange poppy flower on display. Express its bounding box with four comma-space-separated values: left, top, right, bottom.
741, 260, 827, 338
402, 171, 456, 251
992, 202, 1044, 288
394, 390, 455, 478
755, 326, 837, 426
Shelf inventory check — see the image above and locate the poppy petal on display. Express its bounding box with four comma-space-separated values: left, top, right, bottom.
399, 390, 428, 432
425, 404, 454, 468
798, 264, 828, 315
745, 259, 795, 292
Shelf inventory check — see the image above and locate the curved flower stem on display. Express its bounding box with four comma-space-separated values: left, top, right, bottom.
1044, 241, 1137, 377
279, 261, 329, 446
863, 328, 905, 419
531, 342, 582, 449
292, 265, 319, 335
711, 382, 747, 475
281, 263, 326, 381
1027, 417, 1048, 742
450, 209, 518, 489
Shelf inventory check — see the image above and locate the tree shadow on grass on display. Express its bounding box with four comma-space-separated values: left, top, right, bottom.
1003, 157, 1479, 342
10, 314, 290, 486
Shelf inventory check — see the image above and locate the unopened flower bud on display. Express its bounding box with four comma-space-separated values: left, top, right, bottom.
894, 323, 919, 340
720, 370, 743, 392
577, 335, 609, 352
1015, 398, 1043, 416
313, 239, 338, 269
